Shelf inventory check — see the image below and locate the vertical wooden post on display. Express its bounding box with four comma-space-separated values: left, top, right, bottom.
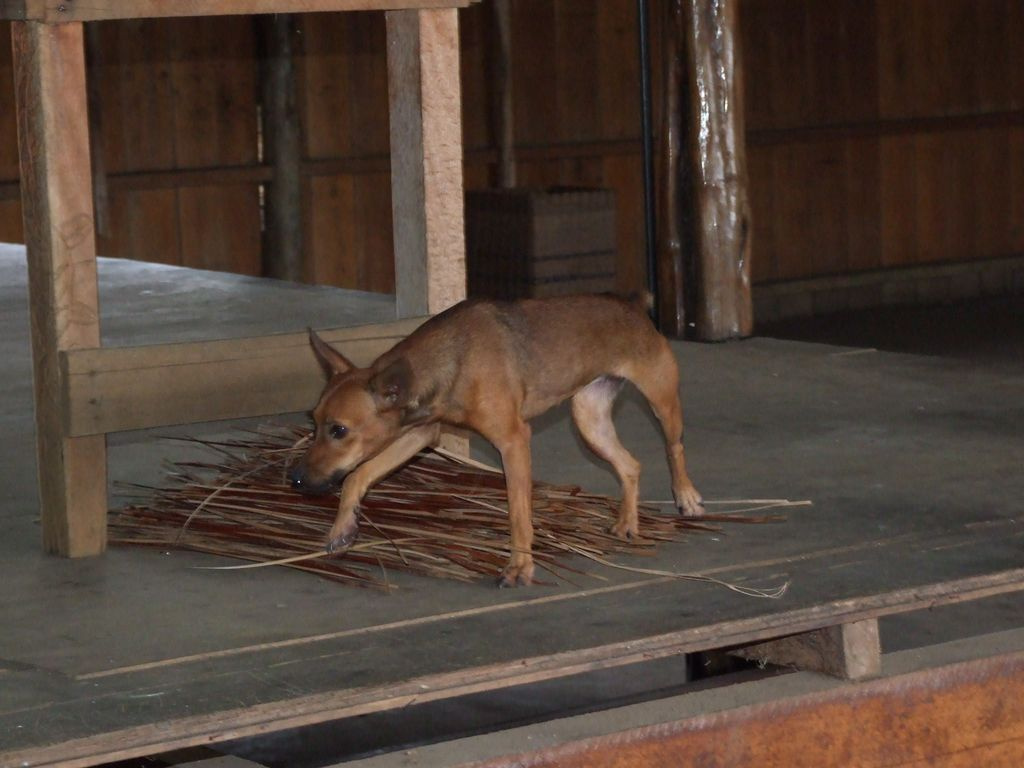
491, 0, 515, 189
656, 0, 688, 337
386, 8, 467, 318
13, 21, 107, 557
387, 8, 468, 456
84, 23, 110, 240
257, 13, 304, 282
684, 0, 753, 340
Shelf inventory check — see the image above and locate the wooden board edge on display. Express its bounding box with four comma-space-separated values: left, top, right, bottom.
63, 316, 428, 374
4, 0, 477, 23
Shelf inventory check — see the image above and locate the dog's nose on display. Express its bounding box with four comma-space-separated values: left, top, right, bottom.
287, 464, 306, 490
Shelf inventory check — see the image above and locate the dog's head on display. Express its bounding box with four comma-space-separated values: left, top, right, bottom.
288, 330, 414, 495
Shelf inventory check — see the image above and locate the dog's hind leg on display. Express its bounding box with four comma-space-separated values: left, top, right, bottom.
571, 376, 643, 540
628, 343, 703, 517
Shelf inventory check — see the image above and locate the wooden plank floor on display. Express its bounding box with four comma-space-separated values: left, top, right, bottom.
1, 247, 1023, 766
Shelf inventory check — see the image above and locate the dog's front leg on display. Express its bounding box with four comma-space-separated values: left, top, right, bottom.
495, 422, 535, 587
327, 423, 441, 553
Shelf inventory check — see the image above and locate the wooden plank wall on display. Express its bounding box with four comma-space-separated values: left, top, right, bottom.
1, 0, 1022, 294
743, 0, 1024, 284
299, 12, 394, 291
0, 3, 651, 294
90, 18, 263, 274
295, 2, 650, 294
494, 0, 648, 292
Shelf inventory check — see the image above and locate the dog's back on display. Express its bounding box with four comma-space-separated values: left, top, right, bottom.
382, 295, 670, 422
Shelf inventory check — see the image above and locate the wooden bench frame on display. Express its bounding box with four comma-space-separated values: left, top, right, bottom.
4, 0, 476, 556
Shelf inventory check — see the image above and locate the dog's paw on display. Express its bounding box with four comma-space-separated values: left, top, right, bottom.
676, 485, 704, 518
326, 527, 358, 554
326, 511, 360, 554
610, 518, 639, 541
497, 558, 535, 588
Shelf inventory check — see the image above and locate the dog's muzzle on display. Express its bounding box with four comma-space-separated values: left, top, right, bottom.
288, 463, 345, 496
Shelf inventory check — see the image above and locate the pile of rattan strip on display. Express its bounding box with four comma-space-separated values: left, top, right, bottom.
111, 427, 786, 591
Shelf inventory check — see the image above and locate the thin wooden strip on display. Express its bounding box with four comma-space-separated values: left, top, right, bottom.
8, 0, 476, 23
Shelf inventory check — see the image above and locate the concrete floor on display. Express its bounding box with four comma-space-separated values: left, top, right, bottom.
1, 245, 1022, 766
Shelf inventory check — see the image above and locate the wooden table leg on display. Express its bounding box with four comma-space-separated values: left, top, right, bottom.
387, 8, 468, 455
13, 20, 107, 557
386, 7, 467, 318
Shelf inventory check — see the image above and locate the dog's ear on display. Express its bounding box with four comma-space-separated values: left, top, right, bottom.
368, 356, 413, 411
308, 329, 355, 378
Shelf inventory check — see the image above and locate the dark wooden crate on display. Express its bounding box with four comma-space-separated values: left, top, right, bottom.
466, 187, 617, 300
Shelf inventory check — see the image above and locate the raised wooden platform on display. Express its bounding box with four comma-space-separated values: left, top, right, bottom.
2, 252, 1023, 766
1, 264, 1022, 763
3, 563, 1022, 766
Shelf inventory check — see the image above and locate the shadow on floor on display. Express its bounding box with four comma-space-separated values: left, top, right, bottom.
757, 297, 1023, 372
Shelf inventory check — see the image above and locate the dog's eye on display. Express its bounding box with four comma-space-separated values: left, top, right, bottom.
329, 424, 348, 440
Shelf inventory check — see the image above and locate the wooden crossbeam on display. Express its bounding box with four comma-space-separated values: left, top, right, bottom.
61, 318, 428, 437
1, 0, 475, 23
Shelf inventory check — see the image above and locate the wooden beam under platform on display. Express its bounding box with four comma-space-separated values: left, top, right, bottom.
734, 618, 882, 680
459, 639, 1024, 768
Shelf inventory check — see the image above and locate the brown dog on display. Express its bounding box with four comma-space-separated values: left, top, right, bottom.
289, 294, 702, 587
